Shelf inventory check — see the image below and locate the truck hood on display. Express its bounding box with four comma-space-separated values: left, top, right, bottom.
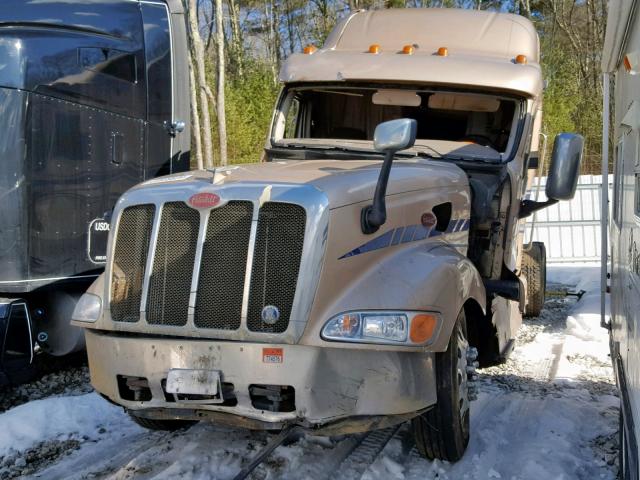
138, 159, 468, 209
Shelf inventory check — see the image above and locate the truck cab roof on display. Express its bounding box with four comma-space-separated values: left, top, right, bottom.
280, 8, 542, 98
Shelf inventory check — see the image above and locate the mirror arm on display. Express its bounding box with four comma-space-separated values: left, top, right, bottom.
361, 150, 395, 234
518, 198, 558, 219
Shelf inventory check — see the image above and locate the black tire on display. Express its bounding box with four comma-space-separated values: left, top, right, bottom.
129, 413, 196, 431
522, 242, 546, 318
412, 310, 470, 462
620, 407, 632, 479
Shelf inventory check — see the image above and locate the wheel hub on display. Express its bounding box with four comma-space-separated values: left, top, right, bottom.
456, 333, 479, 425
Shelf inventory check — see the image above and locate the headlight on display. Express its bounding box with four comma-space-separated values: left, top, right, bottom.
72, 293, 102, 323
321, 311, 440, 346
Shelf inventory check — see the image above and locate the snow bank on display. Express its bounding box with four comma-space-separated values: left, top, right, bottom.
0, 392, 139, 457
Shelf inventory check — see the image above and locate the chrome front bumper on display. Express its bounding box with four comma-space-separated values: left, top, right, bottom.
85, 330, 437, 432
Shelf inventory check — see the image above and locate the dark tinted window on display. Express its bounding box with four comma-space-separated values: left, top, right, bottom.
79, 47, 137, 83
141, 3, 172, 122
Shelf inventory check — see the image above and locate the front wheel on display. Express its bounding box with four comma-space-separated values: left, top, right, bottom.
620, 407, 632, 479
522, 242, 546, 318
412, 310, 474, 462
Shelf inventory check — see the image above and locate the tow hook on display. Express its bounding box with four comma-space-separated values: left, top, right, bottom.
466, 347, 479, 401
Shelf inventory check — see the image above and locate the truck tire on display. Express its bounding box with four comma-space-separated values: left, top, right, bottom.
412, 310, 470, 462
522, 242, 546, 318
129, 414, 196, 431
620, 408, 632, 479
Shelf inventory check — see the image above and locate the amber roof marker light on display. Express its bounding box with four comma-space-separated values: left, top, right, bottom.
436, 47, 448, 57
402, 45, 414, 55
303, 45, 317, 55
515, 54, 527, 64
368, 44, 381, 54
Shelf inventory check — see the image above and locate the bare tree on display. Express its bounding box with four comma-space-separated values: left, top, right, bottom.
188, 57, 204, 170
187, 0, 215, 169
228, 0, 244, 76
215, 0, 228, 166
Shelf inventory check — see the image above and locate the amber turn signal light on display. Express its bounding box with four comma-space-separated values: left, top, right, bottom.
515, 54, 527, 64
410, 314, 438, 344
437, 47, 448, 57
303, 45, 317, 55
368, 44, 381, 54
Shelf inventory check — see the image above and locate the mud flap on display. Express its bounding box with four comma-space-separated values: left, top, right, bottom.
0, 299, 35, 386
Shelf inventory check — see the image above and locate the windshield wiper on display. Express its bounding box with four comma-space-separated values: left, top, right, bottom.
273, 143, 382, 156
411, 145, 444, 159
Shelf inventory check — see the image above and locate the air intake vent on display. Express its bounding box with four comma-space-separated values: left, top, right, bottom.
111, 205, 155, 323
195, 201, 254, 329
247, 203, 306, 333
147, 202, 199, 326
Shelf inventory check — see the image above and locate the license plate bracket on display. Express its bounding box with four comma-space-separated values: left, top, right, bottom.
165, 369, 223, 402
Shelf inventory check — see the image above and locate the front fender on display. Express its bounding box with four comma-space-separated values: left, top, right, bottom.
302, 242, 486, 352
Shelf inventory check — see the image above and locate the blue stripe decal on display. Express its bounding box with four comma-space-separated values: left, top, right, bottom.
339, 229, 395, 259
339, 218, 469, 259
401, 225, 417, 243
391, 227, 405, 246
414, 225, 431, 241
445, 221, 455, 233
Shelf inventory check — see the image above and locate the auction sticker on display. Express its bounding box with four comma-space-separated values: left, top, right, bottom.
262, 348, 283, 364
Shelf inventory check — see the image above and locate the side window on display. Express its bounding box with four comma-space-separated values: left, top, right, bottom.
284, 97, 301, 138
635, 173, 640, 217
614, 140, 624, 227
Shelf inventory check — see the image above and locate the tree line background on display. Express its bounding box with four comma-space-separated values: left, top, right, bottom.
185, 0, 606, 174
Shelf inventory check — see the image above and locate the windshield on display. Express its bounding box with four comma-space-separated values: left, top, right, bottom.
271, 85, 522, 161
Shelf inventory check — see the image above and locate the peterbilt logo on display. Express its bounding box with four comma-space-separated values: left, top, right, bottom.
188, 192, 220, 209
261, 305, 280, 325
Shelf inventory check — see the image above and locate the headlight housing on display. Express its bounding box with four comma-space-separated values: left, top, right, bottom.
72, 293, 102, 323
321, 310, 440, 346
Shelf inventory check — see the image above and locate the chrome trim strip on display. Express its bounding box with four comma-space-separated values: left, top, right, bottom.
240, 202, 260, 326
140, 203, 164, 323
0, 274, 100, 285
187, 209, 210, 326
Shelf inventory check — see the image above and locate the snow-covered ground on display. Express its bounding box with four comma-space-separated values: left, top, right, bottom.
0, 264, 618, 479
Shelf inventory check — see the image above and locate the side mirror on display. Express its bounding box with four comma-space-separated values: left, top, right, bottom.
546, 133, 584, 201
362, 119, 417, 234
373, 118, 418, 152
518, 132, 584, 219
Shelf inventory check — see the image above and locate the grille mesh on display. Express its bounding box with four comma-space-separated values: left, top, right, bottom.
110, 205, 155, 323
247, 202, 306, 333
195, 201, 253, 329
146, 202, 199, 326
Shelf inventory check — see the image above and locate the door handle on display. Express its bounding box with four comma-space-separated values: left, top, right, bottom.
111, 132, 124, 165
164, 120, 185, 137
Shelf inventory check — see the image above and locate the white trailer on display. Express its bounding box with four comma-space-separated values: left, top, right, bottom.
602, 2, 640, 478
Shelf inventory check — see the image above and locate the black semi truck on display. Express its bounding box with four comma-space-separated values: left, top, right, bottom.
0, 0, 190, 384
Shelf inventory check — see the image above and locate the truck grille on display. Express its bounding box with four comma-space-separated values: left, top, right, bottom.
195, 201, 253, 329
110, 200, 306, 334
247, 203, 306, 333
111, 205, 155, 323
147, 202, 199, 326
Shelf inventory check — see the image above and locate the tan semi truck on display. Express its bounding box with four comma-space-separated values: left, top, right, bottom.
72, 8, 583, 461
